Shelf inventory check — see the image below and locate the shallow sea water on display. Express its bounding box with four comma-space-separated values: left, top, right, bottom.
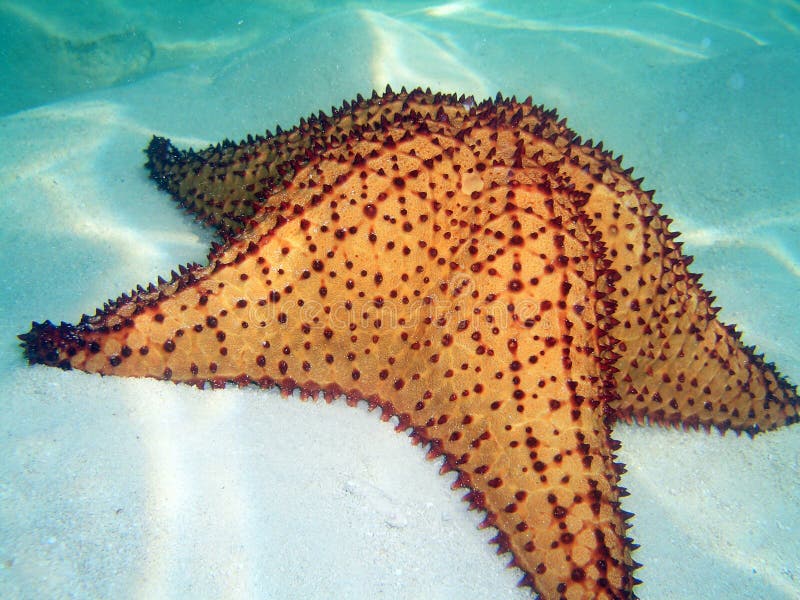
0, 1, 798, 599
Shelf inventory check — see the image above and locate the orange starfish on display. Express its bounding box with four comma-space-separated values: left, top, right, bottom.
19, 87, 798, 600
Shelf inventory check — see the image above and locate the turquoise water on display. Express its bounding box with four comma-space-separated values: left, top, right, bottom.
0, 2, 798, 599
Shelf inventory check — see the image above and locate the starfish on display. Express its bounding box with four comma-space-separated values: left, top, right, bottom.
19, 87, 798, 600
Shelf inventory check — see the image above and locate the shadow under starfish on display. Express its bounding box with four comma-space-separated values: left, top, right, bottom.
19, 86, 799, 600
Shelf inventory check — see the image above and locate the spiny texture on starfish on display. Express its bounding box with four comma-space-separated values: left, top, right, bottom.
20, 86, 798, 600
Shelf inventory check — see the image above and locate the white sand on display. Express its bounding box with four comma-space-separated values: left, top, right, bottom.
0, 3, 798, 599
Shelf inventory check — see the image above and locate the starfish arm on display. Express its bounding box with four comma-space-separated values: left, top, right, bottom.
145, 134, 281, 238
21, 124, 635, 599
567, 157, 799, 434
142, 88, 449, 238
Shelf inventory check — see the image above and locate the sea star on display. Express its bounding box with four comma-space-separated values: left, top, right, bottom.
19, 87, 798, 600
